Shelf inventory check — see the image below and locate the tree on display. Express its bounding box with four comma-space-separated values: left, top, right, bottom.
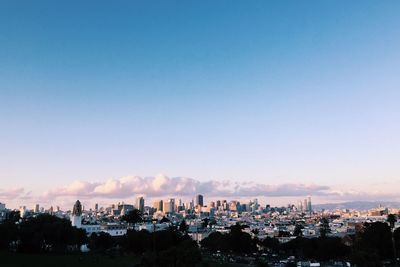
293, 224, 304, 237
319, 217, 331, 238
120, 209, 142, 225
0, 221, 18, 250
387, 214, 398, 261
387, 214, 397, 229
179, 219, 189, 234
89, 232, 113, 251
18, 214, 87, 253
160, 216, 170, 224
202, 218, 210, 229
353, 222, 393, 262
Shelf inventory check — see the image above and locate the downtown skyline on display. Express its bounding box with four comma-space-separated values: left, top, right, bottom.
1, 1, 400, 208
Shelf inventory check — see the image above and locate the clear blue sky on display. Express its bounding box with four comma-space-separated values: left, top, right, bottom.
1, 1, 400, 203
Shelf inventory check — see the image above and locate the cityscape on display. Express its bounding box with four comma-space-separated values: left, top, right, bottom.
1, 194, 400, 266
1, 1, 400, 267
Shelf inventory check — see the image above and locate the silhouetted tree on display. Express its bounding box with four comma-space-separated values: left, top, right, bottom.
121, 209, 142, 225
387, 214, 397, 229
293, 224, 304, 237
261, 236, 280, 253
18, 214, 87, 253
352, 222, 393, 263
0, 221, 18, 250
179, 219, 188, 234
319, 217, 331, 238
160, 216, 170, 224
202, 218, 210, 228
89, 232, 113, 251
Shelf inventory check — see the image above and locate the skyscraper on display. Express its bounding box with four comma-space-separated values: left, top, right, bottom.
136, 197, 145, 213
196, 194, 204, 207
153, 200, 163, 212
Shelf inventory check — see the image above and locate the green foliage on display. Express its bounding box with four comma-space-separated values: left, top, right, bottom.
120, 209, 142, 224
354, 222, 393, 261
260, 236, 280, 253
88, 232, 113, 252
123, 229, 201, 267
201, 223, 257, 254
179, 219, 189, 233
281, 236, 350, 261
387, 214, 397, 229
18, 214, 87, 253
293, 224, 304, 237
0, 221, 18, 250
319, 217, 331, 238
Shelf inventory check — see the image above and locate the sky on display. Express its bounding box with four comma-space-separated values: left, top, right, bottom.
1, 1, 400, 209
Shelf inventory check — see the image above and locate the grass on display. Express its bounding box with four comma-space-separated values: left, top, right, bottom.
0, 251, 139, 267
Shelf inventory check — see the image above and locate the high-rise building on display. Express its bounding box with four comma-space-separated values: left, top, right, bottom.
0, 202, 6, 211
136, 197, 145, 213
71, 200, 82, 228
163, 199, 175, 213
95, 203, 99, 211
153, 200, 163, 212
307, 196, 312, 212
196, 194, 204, 207
19, 206, 27, 218
34, 204, 39, 213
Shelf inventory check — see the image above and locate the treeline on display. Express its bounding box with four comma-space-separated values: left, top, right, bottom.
201, 221, 400, 267
0, 213, 200, 267
0, 213, 87, 253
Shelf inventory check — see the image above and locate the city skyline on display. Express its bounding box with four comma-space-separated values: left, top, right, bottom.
1, 1, 400, 208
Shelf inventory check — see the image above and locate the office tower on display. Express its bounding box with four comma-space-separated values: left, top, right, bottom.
196, 194, 204, 207
153, 200, 163, 212
20, 206, 27, 218
164, 199, 175, 213
95, 203, 98, 211
0, 202, 5, 211
34, 204, 39, 213
307, 196, 312, 212
303, 198, 308, 212
216, 200, 221, 208
136, 197, 145, 213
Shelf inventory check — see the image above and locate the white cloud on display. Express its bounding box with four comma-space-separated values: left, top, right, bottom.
0, 187, 25, 199
41, 174, 334, 200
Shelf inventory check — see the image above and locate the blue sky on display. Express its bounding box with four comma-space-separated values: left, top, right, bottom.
1, 1, 400, 207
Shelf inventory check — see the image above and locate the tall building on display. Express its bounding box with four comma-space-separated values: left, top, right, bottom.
136, 197, 145, 213
163, 199, 175, 213
303, 198, 308, 212
34, 204, 39, 213
71, 200, 82, 228
95, 203, 99, 211
0, 202, 5, 211
196, 194, 204, 207
153, 200, 163, 212
307, 196, 312, 212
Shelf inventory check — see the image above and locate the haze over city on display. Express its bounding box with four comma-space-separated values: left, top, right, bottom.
1, 1, 400, 209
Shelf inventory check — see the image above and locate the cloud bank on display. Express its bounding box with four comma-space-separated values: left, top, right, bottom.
2, 175, 400, 208
41, 174, 333, 200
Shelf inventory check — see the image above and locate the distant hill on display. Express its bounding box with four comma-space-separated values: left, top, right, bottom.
313, 201, 400, 211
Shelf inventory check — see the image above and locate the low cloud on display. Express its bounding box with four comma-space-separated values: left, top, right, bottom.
0, 187, 25, 199
42, 174, 334, 200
